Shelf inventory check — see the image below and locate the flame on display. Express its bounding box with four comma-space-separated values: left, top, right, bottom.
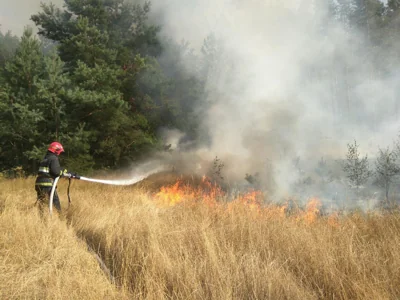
201, 176, 225, 207
234, 191, 263, 212
154, 177, 224, 207
295, 198, 321, 224
155, 180, 193, 206
154, 180, 340, 227
263, 202, 288, 220
327, 212, 340, 228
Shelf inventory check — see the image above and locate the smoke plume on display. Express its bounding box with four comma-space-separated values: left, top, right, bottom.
151, 0, 399, 205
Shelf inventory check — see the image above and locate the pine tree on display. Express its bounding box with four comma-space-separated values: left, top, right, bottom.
0, 29, 19, 67
0, 28, 45, 171
343, 140, 372, 190
375, 147, 399, 202
31, 1, 161, 168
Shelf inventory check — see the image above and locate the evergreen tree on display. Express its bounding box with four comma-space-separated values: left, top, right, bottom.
0, 28, 93, 173
388, 0, 400, 10
0, 28, 45, 172
0, 29, 19, 67
375, 147, 399, 202
31, 1, 161, 169
31, 1, 161, 68
343, 140, 372, 190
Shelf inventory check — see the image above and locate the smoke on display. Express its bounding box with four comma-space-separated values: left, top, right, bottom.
150, 0, 399, 206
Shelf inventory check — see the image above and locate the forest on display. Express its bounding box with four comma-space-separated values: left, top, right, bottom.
0, 0, 207, 174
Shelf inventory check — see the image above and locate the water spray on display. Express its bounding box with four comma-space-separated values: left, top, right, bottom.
78, 175, 150, 186
49, 168, 164, 215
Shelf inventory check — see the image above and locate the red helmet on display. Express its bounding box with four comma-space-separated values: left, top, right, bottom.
48, 142, 64, 155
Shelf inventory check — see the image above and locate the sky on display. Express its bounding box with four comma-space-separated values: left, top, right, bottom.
0, 0, 63, 34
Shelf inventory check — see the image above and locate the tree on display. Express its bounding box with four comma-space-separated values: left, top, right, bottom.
375, 147, 399, 202
0, 28, 45, 172
343, 140, 372, 190
0, 0, 208, 174
315, 157, 334, 183
388, 0, 400, 10
31, 1, 161, 169
0, 28, 91, 173
0, 29, 19, 67
65, 57, 155, 168
31, 1, 161, 68
4, 28, 43, 95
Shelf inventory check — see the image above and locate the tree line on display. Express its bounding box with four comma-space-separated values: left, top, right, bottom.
0, 0, 209, 175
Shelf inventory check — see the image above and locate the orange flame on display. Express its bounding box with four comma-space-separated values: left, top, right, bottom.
201, 176, 225, 207
154, 180, 341, 227
263, 202, 288, 220
234, 191, 263, 211
154, 177, 224, 207
295, 197, 321, 224
327, 212, 340, 228
155, 180, 193, 206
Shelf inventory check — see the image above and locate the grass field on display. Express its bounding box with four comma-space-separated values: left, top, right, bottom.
1, 176, 400, 299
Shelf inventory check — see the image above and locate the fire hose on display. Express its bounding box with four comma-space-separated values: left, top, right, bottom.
48, 170, 161, 215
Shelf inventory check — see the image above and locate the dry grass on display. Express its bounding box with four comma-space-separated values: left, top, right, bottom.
0, 178, 127, 300
1, 177, 400, 299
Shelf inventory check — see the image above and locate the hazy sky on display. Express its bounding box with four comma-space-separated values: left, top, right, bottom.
0, 0, 64, 34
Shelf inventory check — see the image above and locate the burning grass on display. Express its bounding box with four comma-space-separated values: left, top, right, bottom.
1, 177, 400, 299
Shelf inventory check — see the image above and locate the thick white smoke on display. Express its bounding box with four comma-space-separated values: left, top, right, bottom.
151, 0, 399, 204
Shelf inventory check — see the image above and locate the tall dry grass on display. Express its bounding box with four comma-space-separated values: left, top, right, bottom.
1, 177, 400, 299
0, 178, 127, 299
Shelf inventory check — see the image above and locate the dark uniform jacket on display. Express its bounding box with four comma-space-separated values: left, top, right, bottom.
35, 151, 64, 187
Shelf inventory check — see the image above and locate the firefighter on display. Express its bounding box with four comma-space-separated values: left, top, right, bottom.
35, 142, 78, 215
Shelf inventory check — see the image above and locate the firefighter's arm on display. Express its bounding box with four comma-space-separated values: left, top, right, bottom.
49, 157, 73, 178
49, 156, 62, 177
49, 156, 79, 179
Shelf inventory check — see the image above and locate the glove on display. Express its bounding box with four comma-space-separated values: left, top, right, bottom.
69, 172, 81, 180
62, 172, 72, 178
61, 169, 80, 179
